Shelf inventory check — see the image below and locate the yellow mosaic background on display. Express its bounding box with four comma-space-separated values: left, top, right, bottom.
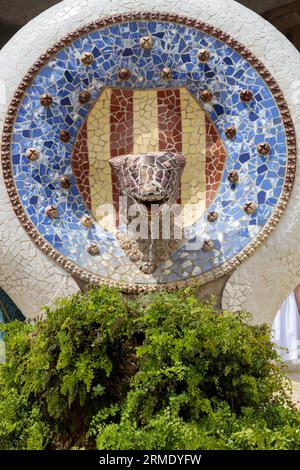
87, 87, 207, 230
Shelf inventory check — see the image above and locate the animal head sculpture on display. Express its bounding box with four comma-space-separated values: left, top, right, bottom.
109, 152, 186, 274
109, 151, 186, 207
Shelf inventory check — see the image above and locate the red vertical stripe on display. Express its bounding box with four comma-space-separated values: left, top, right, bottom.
72, 121, 91, 210
157, 89, 182, 203
110, 89, 134, 157
205, 115, 227, 208
110, 89, 134, 225
157, 89, 182, 153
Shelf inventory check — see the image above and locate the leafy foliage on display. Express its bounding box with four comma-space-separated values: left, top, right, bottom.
0, 287, 299, 450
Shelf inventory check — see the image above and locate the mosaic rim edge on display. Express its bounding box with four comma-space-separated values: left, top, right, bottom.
1, 11, 296, 293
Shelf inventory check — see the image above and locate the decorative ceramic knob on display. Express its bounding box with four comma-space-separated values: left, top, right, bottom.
115, 231, 124, 241
240, 89, 253, 102
60, 130, 71, 143
197, 48, 211, 62
80, 215, 93, 228
128, 250, 141, 262
118, 68, 131, 80
168, 239, 181, 250
45, 205, 58, 218
79, 90, 91, 104
140, 36, 153, 50
202, 240, 214, 252
81, 52, 94, 65
119, 239, 132, 250
257, 142, 270, 155
40, 93, 53, 107
25, 148, 39, 161
160, 67, 172, 80
86, 244, 100, 255
140, 261, 156, 274
227, 170, 239, 184
200, 89, 213, 102
207, 211, 219, 223
59, 176, 71, 189
225, 126, 237, 139
244, 201, 257, 215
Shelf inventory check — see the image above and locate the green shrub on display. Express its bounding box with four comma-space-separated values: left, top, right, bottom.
0, 287, 299, 450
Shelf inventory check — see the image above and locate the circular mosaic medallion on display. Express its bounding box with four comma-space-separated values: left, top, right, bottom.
1, 13, 296, 292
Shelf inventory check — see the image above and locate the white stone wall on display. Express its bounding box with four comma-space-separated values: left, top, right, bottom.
0, 0, 299, 322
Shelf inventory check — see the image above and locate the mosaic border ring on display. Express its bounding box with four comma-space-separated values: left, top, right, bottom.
1, 12, 296, 293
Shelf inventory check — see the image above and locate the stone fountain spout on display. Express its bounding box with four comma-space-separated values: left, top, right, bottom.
109, 152, 186, 274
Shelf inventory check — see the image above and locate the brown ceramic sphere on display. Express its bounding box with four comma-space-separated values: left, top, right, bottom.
81, 52, 94, 65
225, 126, 237, 139
60, 130, 71, 143
118, 68, 131, 80
240, 89, 253, 102
160, 67, 172, 80
86, 244, 100, 256
140, 36, 153, 50
45, 205, 58, 219
244, 201, 257, 215
25, 148, 39, 161
200, 89, 213, 102
202, 240, 214, 252
79, 90, 91, 104
257, 142, 271, 155
59, 176, 71, 189
40, 93, 53, 107
140, 261, 156, 274
197, 48, 211, 62
227, 170, 239, 184
80, 215, 93, 228
207, 211, 219, 223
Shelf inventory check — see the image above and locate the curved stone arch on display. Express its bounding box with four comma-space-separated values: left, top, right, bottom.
0, 0, 299, 320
